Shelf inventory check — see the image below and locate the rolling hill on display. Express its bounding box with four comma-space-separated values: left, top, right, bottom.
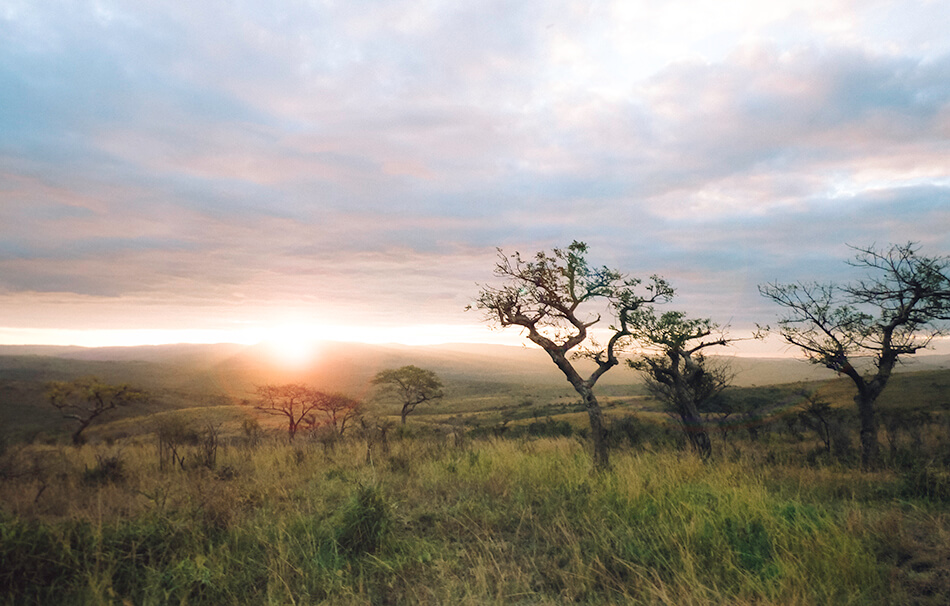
2, 341, 949, 441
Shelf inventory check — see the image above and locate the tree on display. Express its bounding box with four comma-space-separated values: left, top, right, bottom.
795, 389, 851, 458
253, 383, 324, 441
471, 241, 673, 468
306, 393, 362, 437
626, 309, 733, 460
760, 242, 950, 466
371, 365, 444, 425
47, 376, 148, 445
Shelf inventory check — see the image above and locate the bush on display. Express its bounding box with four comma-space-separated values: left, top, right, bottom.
608, 415, 645, 448
82, 453, 125, 485
336, 484, 392, 556
900, 464, 950, 502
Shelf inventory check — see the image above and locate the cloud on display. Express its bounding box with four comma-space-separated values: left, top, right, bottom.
1, 1, 948, 345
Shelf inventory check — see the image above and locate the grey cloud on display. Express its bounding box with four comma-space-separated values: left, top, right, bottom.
1, 2, 949, 340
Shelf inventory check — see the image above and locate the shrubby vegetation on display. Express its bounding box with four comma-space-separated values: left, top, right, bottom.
1, 398, 949, 605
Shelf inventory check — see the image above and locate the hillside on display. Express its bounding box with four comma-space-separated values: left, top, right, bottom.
3, 341, 950, 442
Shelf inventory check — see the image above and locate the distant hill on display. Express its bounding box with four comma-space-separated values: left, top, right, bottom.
3, 341, 950, 392
3, 341, 949, 441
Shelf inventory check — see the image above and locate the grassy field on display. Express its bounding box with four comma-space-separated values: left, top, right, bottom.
2, 356, 950, 604
2, 420, 949, 604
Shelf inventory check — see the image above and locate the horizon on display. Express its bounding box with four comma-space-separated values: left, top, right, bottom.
3, 333, 950, 362
2, 2, 949, 351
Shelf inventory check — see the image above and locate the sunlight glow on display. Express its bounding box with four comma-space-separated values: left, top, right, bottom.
260, 325, 322, 368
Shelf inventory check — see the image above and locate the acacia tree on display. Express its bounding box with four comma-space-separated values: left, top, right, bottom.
253, 383, 325, 441
471, 241, 673, 469
626, 309, 733, 460
760, 242, 950, 466
47, 376, 148, 445
371, 365, 444, 425
306, 393, 362, 436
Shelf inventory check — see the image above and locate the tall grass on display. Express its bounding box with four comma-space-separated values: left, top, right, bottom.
0, 433, 946, 604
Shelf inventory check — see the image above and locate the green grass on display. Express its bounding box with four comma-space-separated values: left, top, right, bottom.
2, 365, 950, 603
2, 432, 948, 605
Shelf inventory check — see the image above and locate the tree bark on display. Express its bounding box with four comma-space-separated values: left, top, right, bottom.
856, 393, 879, 467
578, 385, 610, 469
543, 347, 611, 469
678, 405, 711, 460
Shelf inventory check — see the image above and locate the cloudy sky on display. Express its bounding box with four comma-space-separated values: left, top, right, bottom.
2, 0, 949, 352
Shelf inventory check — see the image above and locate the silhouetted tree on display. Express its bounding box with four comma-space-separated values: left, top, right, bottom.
253, 384, 325, 441
306, 393, 362, 436
47, 376, 148, 445
471, 241, 672, 468
627, 309, 733, 460
760, 242, 950, 466
371, 365, 444, 425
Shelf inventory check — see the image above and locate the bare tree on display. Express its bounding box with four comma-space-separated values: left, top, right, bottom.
47, 376, 148, 445
626, 309, 733, 460
371, 366, 444, 425
471, 241, 672, 469
760, 242, 950, 466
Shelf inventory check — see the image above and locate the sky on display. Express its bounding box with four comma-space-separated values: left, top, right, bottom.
1, 0, 949, 354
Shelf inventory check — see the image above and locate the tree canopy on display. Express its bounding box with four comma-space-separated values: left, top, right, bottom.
371, 365, 444, 425
252, 384, 360, 440
47, 376, 148, 445
626, 309, 733, 459
472, 240, 673, 468
760, 242, 950, 465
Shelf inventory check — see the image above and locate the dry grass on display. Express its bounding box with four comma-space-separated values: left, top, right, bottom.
2, 428, 948, 605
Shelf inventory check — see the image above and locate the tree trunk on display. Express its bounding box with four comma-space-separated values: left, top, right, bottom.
856, 394, 879, 468
400, 407, 408, 425
541, 347, 611, 469
578, 386, 610, 469
71, 425, 87, 446
70, 416, 95, 445
678, 405, 711, 460
288, 419, 297, 442
671, 360, 711, 460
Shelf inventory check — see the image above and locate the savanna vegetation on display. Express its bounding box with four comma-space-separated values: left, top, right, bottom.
1, 241, 949, 604
1, 365, 949, 605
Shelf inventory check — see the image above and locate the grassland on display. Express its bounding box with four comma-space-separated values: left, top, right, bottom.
1, 349, 950, 604
2, 418, 950, 604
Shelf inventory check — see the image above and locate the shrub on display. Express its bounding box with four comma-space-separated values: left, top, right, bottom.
900, 464, 950, 502
336, 484, 392, 556
82, 453, 125, 485
608, 415, 645, 448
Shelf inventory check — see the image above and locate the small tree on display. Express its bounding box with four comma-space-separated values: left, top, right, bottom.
760, 242, 950, 466
795, 390, 851, 458
47, 376, 148, 445
306, 393, 362, 437
252, 383, 324, 441
471, 241, 672, 468
371, 365, 444, 425
626, 309, 733, 460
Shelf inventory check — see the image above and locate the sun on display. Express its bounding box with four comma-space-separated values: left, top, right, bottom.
261, 326, 321, 368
